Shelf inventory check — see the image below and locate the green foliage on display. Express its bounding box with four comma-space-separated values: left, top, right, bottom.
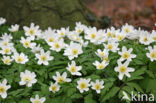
0, 25, 155, 103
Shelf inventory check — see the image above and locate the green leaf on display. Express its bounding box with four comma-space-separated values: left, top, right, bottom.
149, 61, 156, 72
71, 93, 83, 99
101, 86, 120, 102
146, 70, 155, 78
127, 66, 146, 81
127, 82, 143, 93
84, 94, 97, 103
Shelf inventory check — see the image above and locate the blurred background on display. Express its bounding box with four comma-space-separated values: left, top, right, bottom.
0, 0, 156, 30
85, 0, 156, 29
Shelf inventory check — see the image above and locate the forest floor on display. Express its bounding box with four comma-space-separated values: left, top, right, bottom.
85, 0, 156, 30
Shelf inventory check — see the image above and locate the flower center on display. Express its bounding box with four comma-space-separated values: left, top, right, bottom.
24, 41, 30, 47
100, 52, 105, 56
103, 57, 109, 62
0, 86, 5, 93
80, 83, 87, 89
48, 38, 54, 42
24, 76, 31, 82
117, 35, 124, 40
51, 86, 57, 91
4, 58, 10, 64
143, 37, 148, 42
4, 42, 8, 46
95, 84, 101, 90
34, 100, 41, 103
97, 64, 105, 69
125, 28, 130, 33
29, 29, 35, 35
54, 43, 60, 49
150, 52, 156, 58
17, 56, 24, 62
4, 48, 10, 54
58, 77, 65, 83
78, 29, 82, 33
91, 33, 96, 39
70, 66, 76, 72
112, 34, 116, 38
41, 55, 47, 61
107, 32, 111, 37
108, 44, 113, 50
72, 48, 78, 55
119, 66, 127, 73
60, 32, 64, 36
123, 52, 130, 59
153, 36, 156, 40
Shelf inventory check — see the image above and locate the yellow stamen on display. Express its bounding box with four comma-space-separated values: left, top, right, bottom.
70, 66, 76, 72
91, 33, 96, 39
0, 86, 5, 93
95, 84, 101, 90
123, 52, 130, 59
72, 48, 78, 55
119, 66, 127, 73
97, 64, 104, 69
80, 83, 87, 89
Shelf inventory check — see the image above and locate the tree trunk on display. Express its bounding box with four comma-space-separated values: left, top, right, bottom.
0, 0, 95, 29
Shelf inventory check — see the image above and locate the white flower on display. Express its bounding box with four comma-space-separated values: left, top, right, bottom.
35, 49, 54, 65
116, 32, 126, 41
0, 40, 13, 47
114, 60, 135, 80
23, 23, 41, 40
75, 22, 86, 34
52, 72, 71, 83
30, 94, 46, 103
19, 70, 37, 87
105, 27, 114, 38
0, 17, 6, 26
12, 53, 29, 64
8, 24, 19, 32
118, 46, 136, 61
139, 31, 152, 45
57, 27, 69, 37
0, 33, 13, 41
146, 46, 156, 61
20, 37, 36, 48
43, 28, 59, 45
96, 30, 106, 44
126, 29, 140, 40
49, 82, 60, 93
77, 78, 91, 93
151, 30, 156, 42
67, 31, 80, 41
31, 44, 43, 53
95, 49, 109, 58
0, 46, 13, 55
0, 79, 11, 99
2, 56, 13, 65
79, 40, 88, 47
121, 23, 134, 34
91, 80, 104, 94
49, 39, 65, 52
66, 61, 82, 76
93, 60, 109, 70
64, 41, 83, 60
103, 41, 119, 52
85, 27, 98, 44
